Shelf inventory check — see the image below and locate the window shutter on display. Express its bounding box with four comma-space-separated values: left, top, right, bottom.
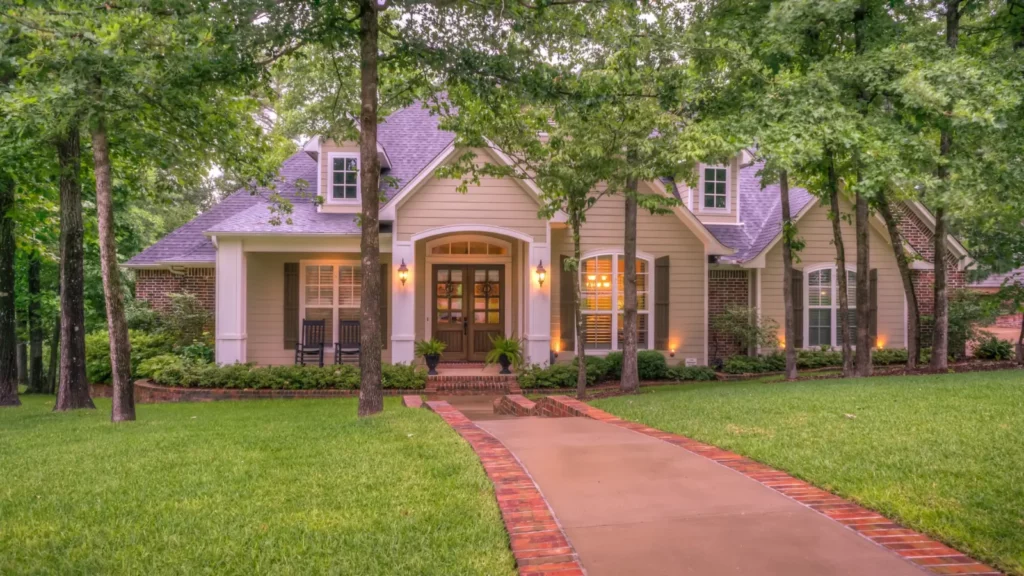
869, 269, 878, 345
559, 255, 575, 352
793, 269, 804, 349
380, 263, 389, 350
655, 256, 670, 350
284, 263, 300, 349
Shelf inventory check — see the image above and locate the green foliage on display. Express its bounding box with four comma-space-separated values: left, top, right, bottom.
135, 354, 186, 382
710, 306, 781, 353
723, 347, 928, 374
177, 339, 215, 363
974, 337, 1013, 361
516, 364, 579, 389
484, 335, 525, 371
124, 297, 161, 332
665, 366, 718, 382
85, 330, 176, 384
163, 293, 213, 347
414, 339, 447, 358
154, 362, 428, 391
518, 352, 675, 388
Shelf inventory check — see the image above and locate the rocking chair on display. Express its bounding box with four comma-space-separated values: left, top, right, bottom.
294, 319, 326, 367
335, 320, 361, 365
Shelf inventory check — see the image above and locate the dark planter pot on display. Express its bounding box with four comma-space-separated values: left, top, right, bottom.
424, 354, 441, 376
498, 354, 512, 375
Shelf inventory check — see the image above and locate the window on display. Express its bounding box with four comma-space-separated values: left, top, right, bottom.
580, 253, 651, 351
302, 262, 362, 344
330, 154, 359, 201
702, 165, 729, 210
430, 240, 507, 256
806, 266, 857, 348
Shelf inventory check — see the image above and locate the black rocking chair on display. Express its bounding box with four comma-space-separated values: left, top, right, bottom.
295, 319, 326, 367
335, 320, 361, 365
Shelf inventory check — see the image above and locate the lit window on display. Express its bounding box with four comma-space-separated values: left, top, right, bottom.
302, 262, 362, 344
806, 267, 856, 348
580, 254, 651, 351
331, 155, 359, 201
702, 166, 728, 210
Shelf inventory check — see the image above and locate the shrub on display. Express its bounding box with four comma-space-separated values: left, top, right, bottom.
517, 364, 580, 388
974, 337, 1013, 361
177, 338, 215, 363
124, 297, 161, 332
163, 293, 213, 346
666, 366, 717, 382
136, 354, 186, 381
872, 348, 909, 366
710, 305, 781, 360
601, 351, 668, 380
152, 362, 427, 390
85, 330, 176, 384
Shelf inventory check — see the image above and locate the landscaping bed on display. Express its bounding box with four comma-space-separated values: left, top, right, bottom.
591, 370, 1024, 575
0, 396, 515, 575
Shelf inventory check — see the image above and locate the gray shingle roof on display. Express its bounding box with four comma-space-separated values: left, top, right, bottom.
707, 162, 816, 263
126, 102, 455, 267
971, 267, 1024, 289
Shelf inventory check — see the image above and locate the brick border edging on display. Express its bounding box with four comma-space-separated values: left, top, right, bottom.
412, 398, 585, 576
538, 395, 1002, 576
133, 380, 425, 404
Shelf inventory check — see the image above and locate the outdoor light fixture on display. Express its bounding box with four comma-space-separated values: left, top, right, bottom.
397, 259, 409, 286
536, 260, 546, 287
669, 347, 676, 358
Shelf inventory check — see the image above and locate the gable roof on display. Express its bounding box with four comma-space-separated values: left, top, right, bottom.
126, 102, 455, 267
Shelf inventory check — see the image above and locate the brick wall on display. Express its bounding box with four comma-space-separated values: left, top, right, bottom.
894, 204, 967, 318
135, 268, 216, 313
708, 269, 751, 363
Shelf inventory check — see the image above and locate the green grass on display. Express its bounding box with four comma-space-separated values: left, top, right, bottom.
592, 370, 1024, 575
0, 396, 515, 575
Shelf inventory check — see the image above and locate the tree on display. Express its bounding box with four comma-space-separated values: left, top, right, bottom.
779, 171, 799, 380
0, 171, 17, 407
25, 252, 44, 393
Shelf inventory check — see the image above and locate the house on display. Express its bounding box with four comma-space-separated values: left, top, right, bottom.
125, 102, 971, 367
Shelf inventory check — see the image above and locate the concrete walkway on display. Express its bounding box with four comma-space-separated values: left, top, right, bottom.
475, 415, 928, 576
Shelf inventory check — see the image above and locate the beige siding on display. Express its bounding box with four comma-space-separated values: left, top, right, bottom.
246, 252, 392, 366
550, 185, 707, 365
761, 198, 906, 349
685, 156, 741, 225
396, 148, 546, 242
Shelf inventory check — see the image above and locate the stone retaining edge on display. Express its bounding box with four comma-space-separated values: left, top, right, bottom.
540, 395, 1001, 576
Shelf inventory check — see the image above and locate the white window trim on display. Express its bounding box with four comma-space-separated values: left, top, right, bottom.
326, 152, 361, 205
298, 259, 362, 346
697, 163, 731, 213
578, 250, 655, 353
803, 263, 857, 350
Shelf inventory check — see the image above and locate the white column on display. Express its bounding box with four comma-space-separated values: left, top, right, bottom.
215, 238, 247, 364
526, 241, 552, 366
391, 240, 416, 364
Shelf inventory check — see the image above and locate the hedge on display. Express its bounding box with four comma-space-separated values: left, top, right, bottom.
517, 353, 716, 388
85, 330, 176, 384
722, 347, 924, 374
151, 361, 428, 390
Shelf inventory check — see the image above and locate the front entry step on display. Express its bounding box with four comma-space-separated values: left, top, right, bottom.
425, 375, 521, 394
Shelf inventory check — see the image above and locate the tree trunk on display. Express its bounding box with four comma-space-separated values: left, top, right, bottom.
1017, 312, 1024, 365
877, 195, 920, 368
357, 0, 383, 417
855, 189, 872, 376
620, 180, 639, 393
26, 252, 45, 393
779, 170, 798, 381
932, 0, 959, 370
92, 115, 135, 421
572, 219, 587, 400
827, 154, 853, 376
47, 310, 59, 394
53, 126, 94, 411
0, 173, 19, 407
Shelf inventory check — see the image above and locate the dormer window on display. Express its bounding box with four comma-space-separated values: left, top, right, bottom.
701, 165, 729, 211
330, 153, 360, 202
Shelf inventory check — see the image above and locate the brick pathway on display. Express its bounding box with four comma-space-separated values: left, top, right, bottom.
474, 396, 1001, 576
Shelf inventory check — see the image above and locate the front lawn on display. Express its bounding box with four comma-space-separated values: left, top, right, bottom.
0, 396, 515, 575
592, 370, 1024, 575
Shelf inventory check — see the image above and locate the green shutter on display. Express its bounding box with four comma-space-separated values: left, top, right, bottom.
655, 256, 670, 350
792, 269, 804, 349
559, 255, 575, 352
380, 263, 389, 350
869, 269, 878, 345
284, 263, 300, 349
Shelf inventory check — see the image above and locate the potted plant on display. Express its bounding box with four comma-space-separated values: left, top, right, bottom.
414, 339, 447, 375
485, 335, 525, 375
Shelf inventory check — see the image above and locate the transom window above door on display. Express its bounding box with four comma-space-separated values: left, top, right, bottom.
330, 154, 359, 202
701, 165, 729, 210
430, 240, 507, 256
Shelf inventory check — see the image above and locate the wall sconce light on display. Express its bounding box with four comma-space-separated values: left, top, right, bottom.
536, 260, 546, 287
669, 347, 676, 358
397, 259, 409, 286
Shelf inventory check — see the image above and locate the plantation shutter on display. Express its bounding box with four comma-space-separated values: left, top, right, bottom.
869, 269, 878, 345
792, 269, 804, 349
284, 263, 300, 349
380, 263, 389, 350
559, 255, 575, 351
655, 256, 670, 350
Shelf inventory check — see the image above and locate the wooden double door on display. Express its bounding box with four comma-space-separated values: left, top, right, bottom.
433, 265, 505, 362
